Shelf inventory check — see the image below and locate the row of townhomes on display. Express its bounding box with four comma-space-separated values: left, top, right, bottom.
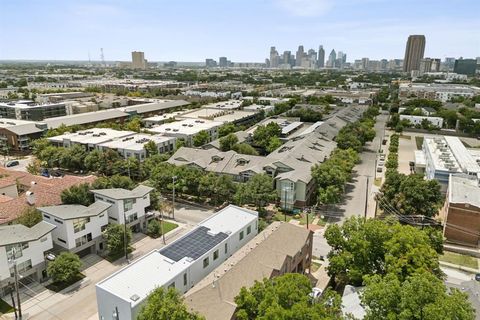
0, 175, 154, 296
168, 106, 366, 208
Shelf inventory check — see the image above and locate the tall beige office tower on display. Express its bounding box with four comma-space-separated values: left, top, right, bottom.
403, 35, 426, 72
131, 51, 147, 69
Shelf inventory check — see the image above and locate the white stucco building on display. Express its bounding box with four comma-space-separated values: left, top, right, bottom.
91, 185, 154, 232
95, 205, 258, 320
0, 221, 55, 296
38, 202, 110, 256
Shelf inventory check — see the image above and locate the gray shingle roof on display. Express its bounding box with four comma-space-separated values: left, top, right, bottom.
91, 185, 154, 200
38, 202, 111, 220
0, 221, 56, 246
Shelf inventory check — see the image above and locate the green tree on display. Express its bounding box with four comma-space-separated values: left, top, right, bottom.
325, 217, 442, 286
193, 130, 210, 147
137, 287, 204, 320
124, 116, 143, 132
176, 138, 187, 149
252, 122, 281, 149
218, 123, 236, 137
47, 252, 82, 283
91, 175, 136, 190
234, 273, 342, 320
266, 136, 282, 153
219, 133, 239, 151
60, 183, 93, 206
59, 144, 87, 170
15, 207, 42, 227
144, 140, 159, 156
232, 143, 259, 155
362, 272, 474, 320
147, 219, 162, 238
103, 224, 132, 255
233, 174, 276, 208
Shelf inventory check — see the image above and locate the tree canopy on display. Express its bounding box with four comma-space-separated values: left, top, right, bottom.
103, 223, 132, 255
234, 273, 342, 320
137, 287, 204, 320
15, 207, 42, 227
234, 174, 277, 209
47, 252, 82, 283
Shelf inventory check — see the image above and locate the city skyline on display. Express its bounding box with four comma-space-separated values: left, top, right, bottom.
1, 0, 480, 62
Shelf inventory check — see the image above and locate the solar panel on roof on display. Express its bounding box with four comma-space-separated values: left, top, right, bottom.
159, 226, 228, 262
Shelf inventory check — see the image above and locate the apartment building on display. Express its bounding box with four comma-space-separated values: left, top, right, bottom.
0, 119, 47, 151
185, 222, 313, 320
442, 174, 480, 247
91, 185, 154, 232
95, 205, 258, 320
38, 202, 110, 256
0, 221, 55, 296
0, 101, 67, 121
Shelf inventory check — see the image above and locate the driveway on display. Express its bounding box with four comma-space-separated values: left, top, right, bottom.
0, 155, 34, 172
6, 227, 189, 320
169, 202, 215, 226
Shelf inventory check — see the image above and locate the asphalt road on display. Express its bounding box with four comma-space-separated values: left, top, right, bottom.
442, 267, 480, 319
318, 113, 388, 223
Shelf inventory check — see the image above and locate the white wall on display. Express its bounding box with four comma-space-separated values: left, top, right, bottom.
96, 286, 133, 320
0, 232, 53, 280
95, 194, 150, 225
42, 212, 108, 250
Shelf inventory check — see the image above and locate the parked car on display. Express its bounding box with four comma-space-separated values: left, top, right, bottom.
5, 160, 19, 167
379, 154, 386, 161
377, 167, 383, 173
378, 161, 384, 167
475, 273, 480, 281
309, 287, 323, 301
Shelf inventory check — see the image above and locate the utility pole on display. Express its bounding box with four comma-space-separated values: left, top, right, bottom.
8, 247, 22, 319
364, 176, 369, 218
123, 211, 129, 264
9, 285, 17, 319
172, 176, 177, 220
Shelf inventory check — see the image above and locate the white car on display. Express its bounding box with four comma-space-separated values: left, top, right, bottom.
309, 287, 323, 301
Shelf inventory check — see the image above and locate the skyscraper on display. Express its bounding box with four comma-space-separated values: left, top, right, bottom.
403, 35, 426, 72
270, 47, 280, 68
327, 49, 336, 68
131, 51, 147, 69
296, 45, 305, 67
219, 57, 228, 67
318, 46, 325, 68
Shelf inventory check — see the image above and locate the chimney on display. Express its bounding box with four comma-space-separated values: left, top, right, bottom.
26, 191, 35, 205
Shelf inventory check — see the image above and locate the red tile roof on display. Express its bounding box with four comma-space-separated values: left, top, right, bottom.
0, 168, 97, 225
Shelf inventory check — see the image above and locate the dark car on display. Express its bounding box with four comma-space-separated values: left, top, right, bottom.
475, 273, 480, 281
5, 160, 19, 167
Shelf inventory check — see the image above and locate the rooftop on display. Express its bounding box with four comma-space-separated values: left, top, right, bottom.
0, 221, 56, 246
48, 128, 135, 146
38, 202, 111, 220
43, 109, 128, 129
123, 100, 189, 114
179, 108, 258, 124
97, 133, 175, 151
185, 222, 311, 320
148, 118, 223, 136
91, 185, 154, 200
202, 100, 243, 110
96, 205, 257, 306
448, 174, 480, 208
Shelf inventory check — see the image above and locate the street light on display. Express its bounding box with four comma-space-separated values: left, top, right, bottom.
172, 176, 177, 220
8, 247, 22, 320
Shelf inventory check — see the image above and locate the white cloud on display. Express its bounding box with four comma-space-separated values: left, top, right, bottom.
274, 0, 334, 17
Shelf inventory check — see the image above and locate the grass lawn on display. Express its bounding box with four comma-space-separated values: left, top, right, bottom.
440, 252, 478, 269
316, 216, 328, 226
374, 177, 382, 187
415, 136, 424, 150
273, 211, 292, 222
299, 213, 316, 225
0, 299, 14, 315
311, 261, 321, 273
46, 273, 86, 292
160, 221, 178, 235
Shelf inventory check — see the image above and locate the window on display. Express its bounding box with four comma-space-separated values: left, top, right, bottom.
124, 199, 136, 212
6, 244, 23, 259
239, 231, 244, 241
126, 213, 138, 223
9, 259, 32, 276
43, 214, 50, 219
106, 199, 115, 204
168, 282, 175, 289
99, 214, 104, 218
224, 243, 228, 254
73, 217, 90, 233
21, 242, 29, 250
54, 218, 63, 224
109, 217, 118, 221
247, 225, 251, 235
213, 249, 219, 261
183, 273, 187, 286
203, 257, 209, 268
75, 233, 92, 247
57, 238, 67, 244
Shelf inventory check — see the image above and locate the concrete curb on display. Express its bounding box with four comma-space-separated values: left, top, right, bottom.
439, 261, 480, 274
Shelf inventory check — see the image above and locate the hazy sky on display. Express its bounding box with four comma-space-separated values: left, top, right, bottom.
1, 0, 479, 62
